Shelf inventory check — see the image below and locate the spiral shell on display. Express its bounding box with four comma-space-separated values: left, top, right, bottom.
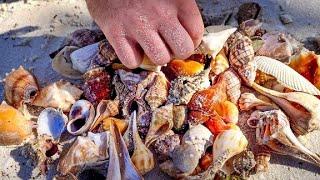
90, 100, 120, 131
145, 73, 169, 110
221, 69, 241, 104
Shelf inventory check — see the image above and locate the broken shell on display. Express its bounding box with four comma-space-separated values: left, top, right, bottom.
145, 104, 174, 147
214, 101, 239, 124
232, 150, 256, 178
221, 69, 241, 104
66, 28, 105, 48
130, 112, 155, 175
145, 73, 169, 110
70, 42, 99, 73
239, 92, 277, 111
0, 103, 32, 145
90, 100, 119, 131
4, 66, 39, 109
67, 100, 95, 135
33, 80, 83, 112
168, 59, 204, 76
57, 132, 109, 175
37, 108, 68, 140
152, 130, 181, 161
139, 55, 161, 72
102, 117, 128, 134
83, 67, 111, 105
173, 105, 187, 130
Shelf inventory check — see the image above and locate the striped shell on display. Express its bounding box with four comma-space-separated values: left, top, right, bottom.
221, 69, 241, 104
254, 56, 320, 95
4, 66, 39, 109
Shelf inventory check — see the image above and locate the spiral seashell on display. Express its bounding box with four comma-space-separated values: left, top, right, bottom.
90, 100, 119, 131
152, 130, 180, 161
4, 66, 39, 109
221, 69, 241, 104
102, 117, 128, 134
145, 73, 169, 110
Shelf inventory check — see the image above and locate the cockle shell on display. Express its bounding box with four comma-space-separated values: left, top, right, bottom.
254, 56, 320, 95
67, 100, 95, 135
210, 50, 229, 76
145, 103, 174, 147
57, 132, 109, 175
66, 28, 105, 48
32, 80, 83, 112
37, 108, 68, 140
130, 111, 155, 175
82, 67, 111, 105
4, 66, 39, 109
70, 42, 99, 73
90, 100, 119, 131
221, 69, 241, 104
168, 59, 204, 76
0, 103, 32, 145
102, 117, 128, 134
145, 73, 169, 110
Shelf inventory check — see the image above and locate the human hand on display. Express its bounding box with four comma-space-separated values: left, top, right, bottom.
86, 0, 204, 68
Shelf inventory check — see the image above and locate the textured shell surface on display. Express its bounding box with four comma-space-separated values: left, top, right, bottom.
32, 80, 83, 112
152, 130, 181, 161
117, 69, 143, 91
145, 73, 169, 110
0, 103, 32, 145
70, 42, 99, 73
4, 66, 39, 109
37, 108, 68, 141
221, 69, 241, 104
232, 150, 256, 178
91, 100, 119, 131
67, 28, 105, 48
173, 105, 187, 130
97, 39, 117, 66
239, 19, 262, 37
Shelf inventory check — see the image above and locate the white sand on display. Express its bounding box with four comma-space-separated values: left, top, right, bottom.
0, 0, 319, 179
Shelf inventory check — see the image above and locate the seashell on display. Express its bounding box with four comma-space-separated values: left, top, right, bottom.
66, 28, 105, 47
182, 124, 213, 156
254, 56, 320, 95
37, 108, 68, 141
232, 150, 256, 178
107, 119, 143, 180
199, 152, 213, 170
51, 46, 83, 79
0, 103, 32, 145
168, 59, 204, 76
139, 55, 161, 72
135, 72, 158, 99
67, 100, 95, 135
112, 74, 133, 113
130, 111, 155, 175
239, 92, 278, 111
57, 131, 109, 175
252, 82, 320, 135
145, 103, 174, 147
117, 69, 143, 91
33, 80, 83, 112
239, 19, 262, 37
247, 110, 320, 166
70, 42, 99, 73
152, 130, 181, 161
173, 105, 187, 130
214, 101, 239, 124
187, 129, 248, 179
102, 117, 128, 134
145, 73, 169, 110
255, 153, 271, 172
4, 66, 39, 109
168, 68, 211, 105
210, 50, 229, 76
90, 100, 119, 131
82, 67, 111, 105
97, 39, 117, 66
187, 77, 227, 125
221, 69, 241, 104
204, 114, 239, 135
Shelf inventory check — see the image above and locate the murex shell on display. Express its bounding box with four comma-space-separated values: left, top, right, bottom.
4, 66, 39, 109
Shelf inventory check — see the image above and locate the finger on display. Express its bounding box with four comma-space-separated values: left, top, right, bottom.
158, 19, 194, 59
177, 0, 204, 48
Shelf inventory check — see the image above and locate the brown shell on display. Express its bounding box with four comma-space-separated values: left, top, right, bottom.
4, 66, 39, 109
152, 130, 181, 161
95, 39, 117, 67
67, 28, 105, 48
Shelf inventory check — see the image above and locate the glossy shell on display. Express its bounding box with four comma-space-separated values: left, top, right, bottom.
90, 100, 119, 131
168, 59, 204, 76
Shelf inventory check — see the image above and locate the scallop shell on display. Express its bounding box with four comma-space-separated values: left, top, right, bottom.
37, 108, 68, 140
0, 103, 32, 145
4, 66, 39, 109
90, 100, 119, 131
145, 73, 169, 110
70, 42, 99, 73
32, 80, 83, 112
254, 56, 320, 95
145, 103, 174, 147
221, 69, 241, 104
67, 100, 95, 135
168, 59, 204, 76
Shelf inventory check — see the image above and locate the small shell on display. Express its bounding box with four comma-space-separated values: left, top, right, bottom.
239, 19, 262, 37
152, 130, 181, 161
117, 69, 143, 91
238, 92, 277, 111
97, 39, 117, 66
0, 103, 32, 145
173, 105, 187, 130
102, 117, 128, 134
83, 67, 112, 105
70, 42, 99, 73
139, 55, 161, 72
210, 50, 229, 76
37, 108, 68, 140
232, 151, 256, 178
145, 104, 174, 147
66, 28, 105, 47
4, 66, 39, 109
221, 69, 241, 104
67, 100, 95, 135
145, 73, 169, 110
32, 80, 83, 112
255, 153, 271, 172
214, 101, 239, 124
168, 59, 204, 76
90, 100, 119, 131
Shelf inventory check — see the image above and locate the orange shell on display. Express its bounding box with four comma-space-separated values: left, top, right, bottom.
102, 117, 128, 134
199, 152, 213, 170
214, 101, 239, 124
0, 103, 32, 145
168, 59, 204, 76
204, 114, 239, 135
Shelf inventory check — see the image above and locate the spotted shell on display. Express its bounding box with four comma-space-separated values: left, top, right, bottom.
4, 66, 39, 109
221, 69, 241, 104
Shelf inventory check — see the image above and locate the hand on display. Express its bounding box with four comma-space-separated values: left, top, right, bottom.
86, 0, 204, 68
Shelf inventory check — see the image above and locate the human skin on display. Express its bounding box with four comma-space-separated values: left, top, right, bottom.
86, 0, 204, 68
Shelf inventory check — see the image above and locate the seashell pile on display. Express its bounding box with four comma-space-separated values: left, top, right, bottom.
2, 18, 320, 179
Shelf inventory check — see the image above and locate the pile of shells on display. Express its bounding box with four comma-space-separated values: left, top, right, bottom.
1, 19, 320, 179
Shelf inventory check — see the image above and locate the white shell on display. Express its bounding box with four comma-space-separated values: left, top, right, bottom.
254, 56, 320, 95
70, 42, 99, 73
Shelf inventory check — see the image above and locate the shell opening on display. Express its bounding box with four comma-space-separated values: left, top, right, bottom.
129, 100, 139, 114
45, 142, 59, 157
70, 118, 86, 132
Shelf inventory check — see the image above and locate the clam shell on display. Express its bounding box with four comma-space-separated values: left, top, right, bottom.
37, 108, 68, 140
70, 42, 99, 73
67, 100, 95, 135
254, 56, 320, 95
32, 80, 83, 112
4, 66, 39, 109
0, 103, 32, 145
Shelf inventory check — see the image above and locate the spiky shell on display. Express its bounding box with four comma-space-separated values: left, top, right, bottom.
221, 69, 241, 104
145, 74, 169, 110
254, 56, 320, 95
0, 103, 32, 145
4, 66, 39, 109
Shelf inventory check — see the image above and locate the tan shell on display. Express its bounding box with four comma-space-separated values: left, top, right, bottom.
173, 105, 187, 130
90, 100, 119, 131
32, 80, 83, 112
102, 117, 128, 134
210, 49, 230, 76
139, 55, 161, 72
145, 73, 169, 110
221, 69, 241, 104
4, 66, 39, 109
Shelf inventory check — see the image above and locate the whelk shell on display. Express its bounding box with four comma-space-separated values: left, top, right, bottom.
145, 73, 169, 110
102, 117, 128, 134
90, 100, 119, 131
4, 66, 39, 109
32, 80, 83, 112
67, 100, 95, 135
168, 59, 204, 77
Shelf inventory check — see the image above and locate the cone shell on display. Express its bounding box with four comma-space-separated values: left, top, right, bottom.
4, 66, 39, 109
145, 73, 169, 110
102, 117, 128, 134
32, 80, 83, 112
168, 59, 204, 76
0, 103, 32, 145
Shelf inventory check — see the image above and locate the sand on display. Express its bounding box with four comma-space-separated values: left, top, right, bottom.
0, 0, 319, 179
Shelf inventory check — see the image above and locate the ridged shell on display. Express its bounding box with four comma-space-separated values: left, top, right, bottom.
254, 56, 320, 95
221, 69, 241, 104
4, 66, 39, 109
90, 100, 119, 131
145, 73, 169, 110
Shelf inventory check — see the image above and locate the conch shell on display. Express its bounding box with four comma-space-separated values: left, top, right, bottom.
145, 73, 169, 110
168, 59, 204, 76
4, 66, 39, 109
90, 100, 119, 131
130, 111, 155, 175
0, 103, 32, 145
145, 103, 174, 147
32, 80, 83, 112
